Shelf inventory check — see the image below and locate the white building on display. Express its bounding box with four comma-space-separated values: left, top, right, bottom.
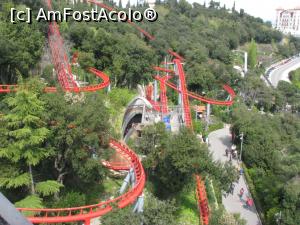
275, 7, 300, 37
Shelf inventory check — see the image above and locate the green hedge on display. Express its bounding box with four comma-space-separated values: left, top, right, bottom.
242, 164, 265, 223
208, 121, 224, 133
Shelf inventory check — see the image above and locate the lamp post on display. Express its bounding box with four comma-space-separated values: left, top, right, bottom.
239, 132, 244, 161
233, 50, 248, 74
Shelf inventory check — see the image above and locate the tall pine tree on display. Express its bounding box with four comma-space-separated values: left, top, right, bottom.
248, 39, 258, 69
0, 85, 62, 206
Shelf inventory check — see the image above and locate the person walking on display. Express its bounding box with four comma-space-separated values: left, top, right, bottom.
246, 196, 253, 209
225, 148, 229, 157
230, 183, 235, 194
239, 188, 244, 199
239, 167, 244, 175
232, 150, 237, 159
248, 198, 253, 208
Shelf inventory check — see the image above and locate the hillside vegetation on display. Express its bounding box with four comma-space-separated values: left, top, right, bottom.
0, 0, 300, 225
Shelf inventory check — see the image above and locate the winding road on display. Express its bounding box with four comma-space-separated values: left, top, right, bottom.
269, 56, 300, 87
208, 127, 262, 225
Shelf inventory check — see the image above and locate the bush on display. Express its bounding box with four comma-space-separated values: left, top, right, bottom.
208, 121, 224, 133
53, 191, 86, 208
108, 88, 136, 108
192, 119, 204, 134
289, 68, 300, 89
242, 165, 265, 223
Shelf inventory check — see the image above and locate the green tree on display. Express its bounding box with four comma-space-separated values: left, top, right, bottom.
0, 3, 44, 84
41, 92, 111, 190
277, 81, 300, 112
248, 39, 258, 69
231, 104, 300, 224
0, 82, 62, 205
78, 51, 96, 70
0, 88, 51, 194
118, 0, 122, 8
126, 0, 131, 8
101, 207, 141, 225
101, 192, 177, 225
142, 192, 177, 225
136, 124, 238, 197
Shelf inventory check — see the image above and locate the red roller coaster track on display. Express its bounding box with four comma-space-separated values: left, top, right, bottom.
196, 175, 210, 225
0, 0, 237, 224
0, 1, 146, 224
153, 75, 172, 114
151, 65, 235, 126
48, 21, 79, 91
89, 0, 236, 125
174, 58, 193, 128
18, 140, 145, 225
0, 67, 110, 93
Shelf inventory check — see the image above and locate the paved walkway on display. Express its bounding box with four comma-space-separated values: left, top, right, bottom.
208, 126, 262, 225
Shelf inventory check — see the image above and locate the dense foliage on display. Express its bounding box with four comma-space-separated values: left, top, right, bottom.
0, 78, 112, 207
0, 1, 45, 84
232, 105, 300, 225
47, 0, 297, 96
135, 123, 238, 198
101, 192, 178, 225
1, 0, 300, 224
289, 68, 300, 89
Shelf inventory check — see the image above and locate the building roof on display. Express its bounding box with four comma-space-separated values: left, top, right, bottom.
193, 105, 206, 113
276, 7, 300, 11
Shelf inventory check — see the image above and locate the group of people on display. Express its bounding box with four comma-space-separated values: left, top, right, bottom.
239, 187, 254, 209
225, 146, 238, 161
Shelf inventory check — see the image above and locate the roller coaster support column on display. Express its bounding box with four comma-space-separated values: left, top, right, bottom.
119, 168, 144, 213
133, 193, 144, 213
84, 219, 91, 225
142, 104, 146, 123
205, 104, 211, 131
130, 167, 136, 187
154, 80, 158, 102
154, 75, 171, 114
244, 52, 248, 74
233, 50, 248, 74
119, 168, 135, 194
174, 59, 192, 128
173, 63, 182, 106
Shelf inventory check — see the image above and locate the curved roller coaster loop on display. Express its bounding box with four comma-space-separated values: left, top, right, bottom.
17, 140, 145, 225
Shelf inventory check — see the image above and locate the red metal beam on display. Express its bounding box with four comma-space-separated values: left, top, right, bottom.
168, 49, 185, 61
174, 59, 192, 128
154, 75, 172, 114
195, 175, 210, 225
